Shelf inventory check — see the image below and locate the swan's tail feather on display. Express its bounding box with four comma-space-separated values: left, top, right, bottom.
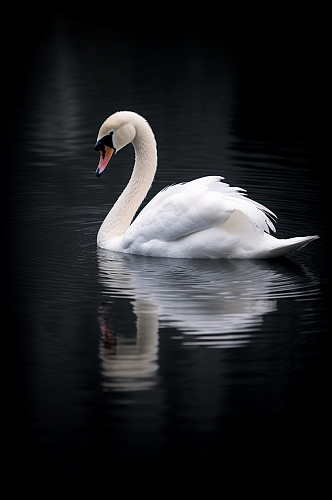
267, 235, 319, 258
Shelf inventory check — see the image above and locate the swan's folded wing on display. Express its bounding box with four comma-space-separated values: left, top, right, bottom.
122, 176, 276, 249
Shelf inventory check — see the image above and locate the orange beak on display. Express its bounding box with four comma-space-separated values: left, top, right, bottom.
96, 145, 116, 177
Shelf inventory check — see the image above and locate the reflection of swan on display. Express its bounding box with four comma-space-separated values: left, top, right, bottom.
94, 111, 319, 258
97, 250, 319, 390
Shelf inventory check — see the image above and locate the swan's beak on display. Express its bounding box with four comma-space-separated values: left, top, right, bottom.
95, 145, 116, 177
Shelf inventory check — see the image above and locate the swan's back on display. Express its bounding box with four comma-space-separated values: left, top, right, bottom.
118, 176, 287, 258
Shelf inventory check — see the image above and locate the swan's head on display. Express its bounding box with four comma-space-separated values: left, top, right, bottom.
94, 111, 138, 177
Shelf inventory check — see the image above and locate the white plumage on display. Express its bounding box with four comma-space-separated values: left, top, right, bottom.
95, 111, 318, 259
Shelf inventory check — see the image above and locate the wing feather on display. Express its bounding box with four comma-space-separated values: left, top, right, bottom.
122, 176, 276, 250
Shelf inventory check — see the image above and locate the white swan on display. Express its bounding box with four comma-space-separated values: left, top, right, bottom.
95, 111, 319, 259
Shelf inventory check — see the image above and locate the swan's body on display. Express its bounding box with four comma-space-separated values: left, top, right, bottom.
95, 111, 318, 259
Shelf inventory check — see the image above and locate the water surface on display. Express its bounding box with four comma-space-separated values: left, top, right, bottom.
7, 18, 329, 475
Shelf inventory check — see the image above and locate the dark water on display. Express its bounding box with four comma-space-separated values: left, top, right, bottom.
6, 16, 329, 476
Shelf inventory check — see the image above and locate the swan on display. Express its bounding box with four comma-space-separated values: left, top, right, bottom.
94, 111, 319, 259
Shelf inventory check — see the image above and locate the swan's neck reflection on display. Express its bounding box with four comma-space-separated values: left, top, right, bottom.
98, 299, 159, 391
97, 249, 319, 392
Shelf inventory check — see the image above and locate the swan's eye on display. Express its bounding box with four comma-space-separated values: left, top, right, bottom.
95, 132, 114, 149
94, 132, 115, 159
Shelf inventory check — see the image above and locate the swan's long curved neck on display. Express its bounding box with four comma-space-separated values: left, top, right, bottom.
97, 128, 157, 247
